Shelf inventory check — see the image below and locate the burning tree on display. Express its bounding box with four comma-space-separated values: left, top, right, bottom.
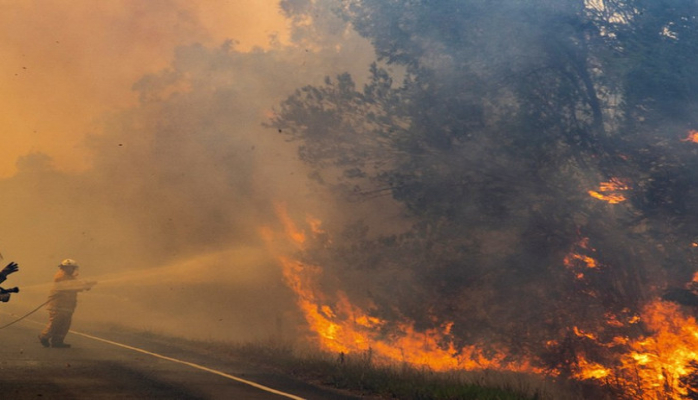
269, 0, 698, 398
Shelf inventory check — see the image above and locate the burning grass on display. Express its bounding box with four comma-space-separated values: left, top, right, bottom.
228, 341, 555, 400
100, 324, 581, 400
258, 204, 698, 399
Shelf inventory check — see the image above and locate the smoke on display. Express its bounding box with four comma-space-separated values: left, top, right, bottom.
0, 0, 381, 341
0, 0, 294, 177
250, 3, 698, 391
5, 5, 683, 389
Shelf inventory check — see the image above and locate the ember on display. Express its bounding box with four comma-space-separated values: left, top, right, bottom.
681, 129, 698, 143
564, 237, 599, 279
588, 178, 630, 204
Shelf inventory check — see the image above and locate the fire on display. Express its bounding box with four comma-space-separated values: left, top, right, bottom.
268, 203, 698, 398
564, 237, 599, 279
588, 178, 629, 204
681, 129, 698, 143
281, 252, 542, 371
575, 356, 611, 380
266, 203, 542, 373
570, 300, 698, 399
613, 301, 698, 398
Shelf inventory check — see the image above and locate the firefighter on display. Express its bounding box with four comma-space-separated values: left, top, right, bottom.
38, 259, 96, 348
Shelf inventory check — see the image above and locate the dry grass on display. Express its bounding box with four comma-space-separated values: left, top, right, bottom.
202, 338, 590, 400
99, 325, 594, 400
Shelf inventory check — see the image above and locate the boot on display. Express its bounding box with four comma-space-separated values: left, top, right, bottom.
38, 335, 49, 348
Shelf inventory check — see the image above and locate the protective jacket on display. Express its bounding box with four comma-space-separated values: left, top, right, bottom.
45, 269, 91, 313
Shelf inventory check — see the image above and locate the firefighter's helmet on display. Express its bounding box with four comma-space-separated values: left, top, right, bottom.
59, 259, 79, 268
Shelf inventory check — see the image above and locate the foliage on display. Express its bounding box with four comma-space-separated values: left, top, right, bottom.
271, 0, 698, 377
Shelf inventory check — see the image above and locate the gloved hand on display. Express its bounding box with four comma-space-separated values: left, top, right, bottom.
0, 262, 18, 283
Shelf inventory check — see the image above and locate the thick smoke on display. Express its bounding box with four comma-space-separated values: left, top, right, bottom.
0, 1, 379, 341
5, 6, 698, 395
263, 0, 698, 383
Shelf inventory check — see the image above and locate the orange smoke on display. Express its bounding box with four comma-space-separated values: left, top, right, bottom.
0, 0, 289, 177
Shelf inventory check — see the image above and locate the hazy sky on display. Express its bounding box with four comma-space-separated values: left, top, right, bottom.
0, 0, 289, 177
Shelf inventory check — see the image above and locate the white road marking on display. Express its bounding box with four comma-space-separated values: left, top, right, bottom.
2, 311, 306, 399
70, 330, 306, 400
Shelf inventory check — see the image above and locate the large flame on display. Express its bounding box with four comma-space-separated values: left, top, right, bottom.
572, 300, 698, 399
265, 203, 541, 373
266, 203, 698, 398
619, 301, 698, 398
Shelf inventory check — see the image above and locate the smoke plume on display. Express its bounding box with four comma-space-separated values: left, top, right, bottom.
0, 0, 378, 341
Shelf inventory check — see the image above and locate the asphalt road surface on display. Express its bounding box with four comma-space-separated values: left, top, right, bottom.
0, 319, 364, 400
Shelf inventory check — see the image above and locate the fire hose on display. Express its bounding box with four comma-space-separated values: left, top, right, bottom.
0, 298, 50, 330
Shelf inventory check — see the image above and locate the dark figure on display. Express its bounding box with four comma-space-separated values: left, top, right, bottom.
38, 259, 96, 348
0, 262, 19, 302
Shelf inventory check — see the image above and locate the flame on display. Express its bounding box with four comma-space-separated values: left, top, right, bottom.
564, 237, 600, 280
278, 254, 539, 371
571, 300, 698, 399
573, 326, 600, 341
268, 203, 698, 398
576, 356, 612, 380
681, 130, 698, 143
266, 203, 542, 373
588, 178, 629, 204
616, 301, 698, 398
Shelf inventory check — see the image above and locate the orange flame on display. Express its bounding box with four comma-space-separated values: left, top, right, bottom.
282, 254, 542, 371
268, 203, 698, 398
570, 300, 698, 399
266, 203, 543, 373
564, 237, 600, 280
616, 301, 698, 398
681, 130, 698, 143
575, 356, 612, 380
589, 178, 629, 204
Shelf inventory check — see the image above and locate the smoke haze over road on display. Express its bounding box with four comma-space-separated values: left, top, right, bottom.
0, 0, 379, 341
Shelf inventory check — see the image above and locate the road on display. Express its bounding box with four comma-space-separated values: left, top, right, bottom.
0, 320, 363, 400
